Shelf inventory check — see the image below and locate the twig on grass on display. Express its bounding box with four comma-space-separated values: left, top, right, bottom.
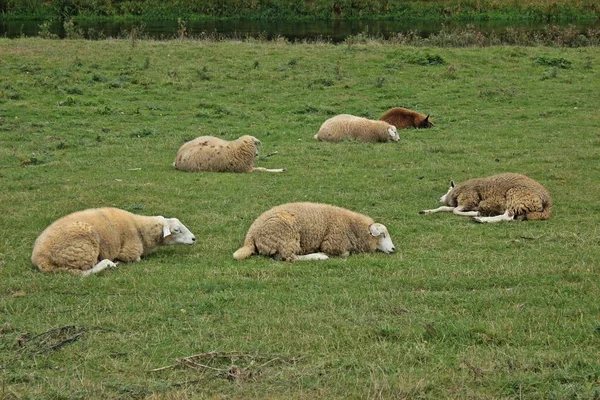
16, 325, 87, 354
151, 351, 302, 381
259, 151, 278, 160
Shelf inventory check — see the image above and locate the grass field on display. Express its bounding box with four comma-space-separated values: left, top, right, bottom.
0, 38, 599, 399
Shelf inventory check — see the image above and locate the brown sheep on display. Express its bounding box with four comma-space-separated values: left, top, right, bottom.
379, 107, 433, 129
174, 135, 284, 173
233, 202, 396, 261
420, 173, 552, 223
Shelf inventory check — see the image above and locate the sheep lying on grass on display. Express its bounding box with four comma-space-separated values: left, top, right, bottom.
420, 173, 552, 223
32, 208, 196, 276
174, 135, 285, 173
379, 107, 433, 129
314, 114, 399, 143
233, 202, 396, 261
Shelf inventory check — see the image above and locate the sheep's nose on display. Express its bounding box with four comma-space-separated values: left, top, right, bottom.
391, 246, 396, 252
191, 237, 196, 242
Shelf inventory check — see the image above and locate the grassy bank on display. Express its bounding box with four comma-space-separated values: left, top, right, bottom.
1, 38, 599, 398
2, 0, 600, 21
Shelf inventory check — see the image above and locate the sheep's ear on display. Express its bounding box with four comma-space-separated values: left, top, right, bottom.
157, 216, 171, 237
450, 180, 455, 188
369, 224, 382, 237
425, 115, 430, 122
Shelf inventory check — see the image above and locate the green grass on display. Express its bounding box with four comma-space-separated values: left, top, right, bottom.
1, 38, 599, 399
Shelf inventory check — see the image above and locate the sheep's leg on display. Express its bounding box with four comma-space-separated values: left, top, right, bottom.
473, 210, 515, 223
452, 206, 479, 217
80, 259, 118, 277
252, 167, 286, 173
420, 206, 456, 214
297, 253, 330, 261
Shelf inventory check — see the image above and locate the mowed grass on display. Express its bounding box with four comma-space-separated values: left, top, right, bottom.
0, 38, 599, 398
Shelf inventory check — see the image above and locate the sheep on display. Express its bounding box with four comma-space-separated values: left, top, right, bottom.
420, 173, 552, 223
233, 202, 396, 261
379, 107, 433, 129
31, 207, 196, 276
313, 114, 399, 143
173, 135, 285, 173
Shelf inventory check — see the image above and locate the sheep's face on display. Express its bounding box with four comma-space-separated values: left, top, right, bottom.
162, 218, 196, 245
387, 126, 400, 142
439, 181, 456, 205
418, 115, 434, 128
369, 223, 396, 254
249, 136, 261, 157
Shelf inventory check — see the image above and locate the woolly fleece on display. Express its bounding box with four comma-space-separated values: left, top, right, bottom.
443, 173, 552, 220
32, 207, 194, 274
379, 107, 433, 129
314, 114, 398, 142
233, 202, 391, 261
174, 135, 258, 173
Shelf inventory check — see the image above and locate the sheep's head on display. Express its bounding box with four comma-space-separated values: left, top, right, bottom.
439, 181, 456, 206
159, 217, 196, 245
369, 223, 396, 254
418, 115, 434, 129
240, 135, 261, 157
387, 126, 399, 142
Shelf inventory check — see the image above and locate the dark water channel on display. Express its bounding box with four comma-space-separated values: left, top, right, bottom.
2, 18, 600, 41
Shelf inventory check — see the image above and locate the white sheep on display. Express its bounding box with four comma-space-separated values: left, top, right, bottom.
31, 207, 196, 276
233, 202, 396, 261
173, 135, 285, 173
420, 173, 552, 223
314, 114, 399, 143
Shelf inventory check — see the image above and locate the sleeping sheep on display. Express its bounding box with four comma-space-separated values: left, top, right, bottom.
420, 173, 552, 223
379, 107, 433, 129
174, 135, 285, 173
314, 114, 399, 143
233, 202, 396, 261
31, 207, 196, 276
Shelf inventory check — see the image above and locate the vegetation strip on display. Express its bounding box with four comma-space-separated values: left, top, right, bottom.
1, 0, 599, 21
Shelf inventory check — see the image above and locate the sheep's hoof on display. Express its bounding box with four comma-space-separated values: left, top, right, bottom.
471, 217, 484, 223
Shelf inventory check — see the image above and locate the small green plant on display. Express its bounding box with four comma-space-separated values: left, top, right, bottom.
308, 78, 334, 89
404, 53, 446, 66
252, 60, 260, 69
375, 77, 385, 88
63, 19, 83, 39
335, 61, 343, 80
196, 66, 210, 81
177, 18, 188, 40
533, 56, 572, 69
56, 96, 76, 106
441, 64, 457, 79
38, 20, 57, 39
541, 66, 559, 80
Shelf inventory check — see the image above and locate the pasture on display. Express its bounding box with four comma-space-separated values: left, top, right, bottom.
0, 38, 599, 398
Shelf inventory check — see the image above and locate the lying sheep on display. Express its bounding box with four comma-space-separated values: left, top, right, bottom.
420, 173, 552, 223
31, 207, 196, 276
379, 107, 433, 129
314, 114, 399, 143
174, 135, 285, 173
233, 202, 396, 261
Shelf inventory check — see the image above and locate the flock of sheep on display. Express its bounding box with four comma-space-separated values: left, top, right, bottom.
31, 107, 552, 276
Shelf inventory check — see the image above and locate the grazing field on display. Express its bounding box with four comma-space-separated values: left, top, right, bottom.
0, 38, 599, 398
